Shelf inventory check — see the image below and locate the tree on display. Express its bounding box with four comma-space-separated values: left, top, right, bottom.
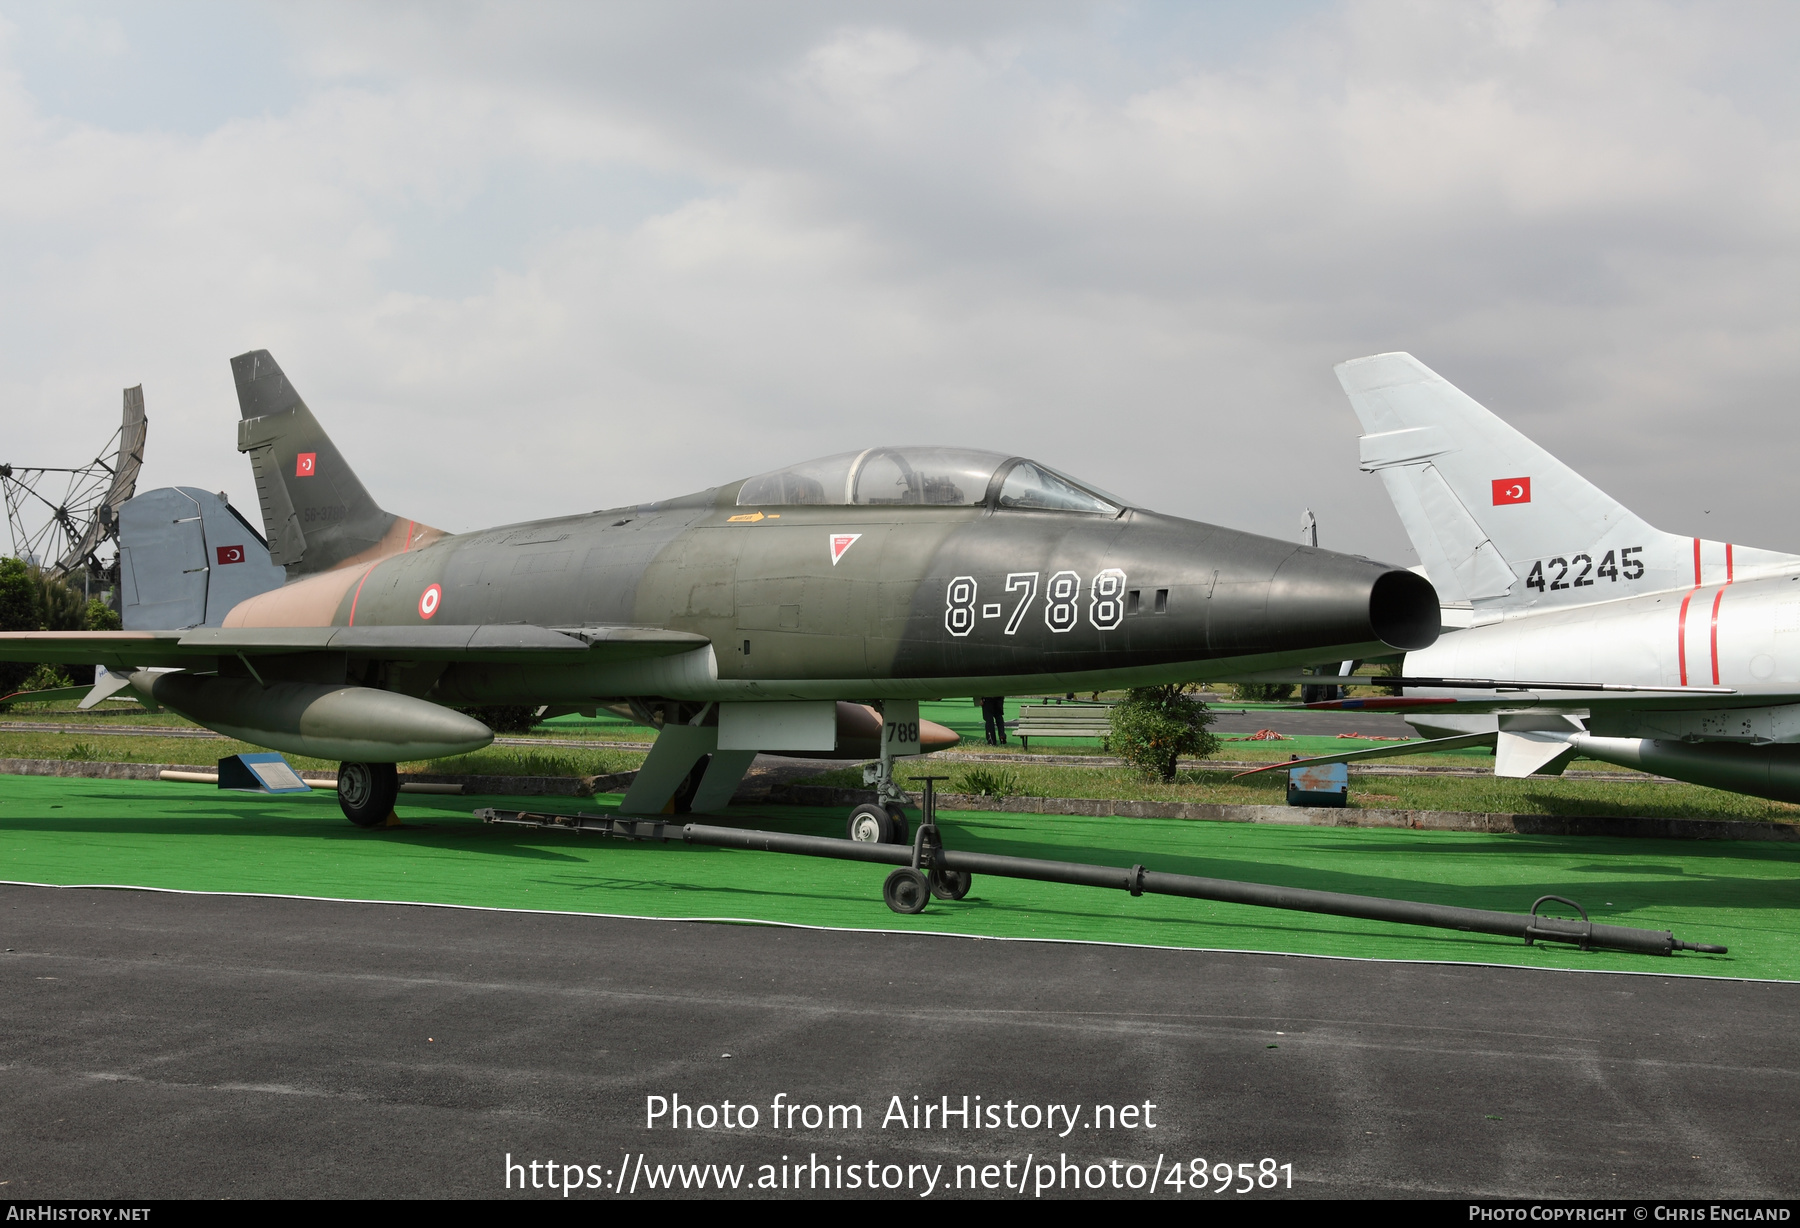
1109, 684, 1218, 782
0, 557, 43, 697
84, 597, 122, 631
38, 570, 86, 631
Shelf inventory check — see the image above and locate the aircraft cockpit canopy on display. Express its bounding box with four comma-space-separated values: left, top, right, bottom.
736, 447, 1122, 514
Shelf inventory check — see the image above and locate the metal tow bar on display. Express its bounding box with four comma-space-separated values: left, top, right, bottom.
475, 785, 1728, 958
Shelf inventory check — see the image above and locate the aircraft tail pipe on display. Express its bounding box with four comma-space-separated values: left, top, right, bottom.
475, 810, 1726, 957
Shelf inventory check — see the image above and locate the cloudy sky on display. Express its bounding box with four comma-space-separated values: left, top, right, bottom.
1, 1, 1796, 566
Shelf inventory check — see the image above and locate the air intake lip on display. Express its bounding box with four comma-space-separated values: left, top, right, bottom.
1369, 569, 1440, 651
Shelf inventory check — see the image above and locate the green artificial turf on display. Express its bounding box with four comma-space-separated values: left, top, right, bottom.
1, 773, 1792, 980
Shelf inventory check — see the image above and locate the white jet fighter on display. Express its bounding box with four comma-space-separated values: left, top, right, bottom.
1248, 351, 1800, 804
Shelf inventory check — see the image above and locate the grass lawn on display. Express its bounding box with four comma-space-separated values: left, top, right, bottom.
793, 761, 1800, 822
0, 773, 1788, 980
0, 729, 644, 778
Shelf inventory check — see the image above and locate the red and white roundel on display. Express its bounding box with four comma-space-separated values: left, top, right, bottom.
418, 583, 442, 620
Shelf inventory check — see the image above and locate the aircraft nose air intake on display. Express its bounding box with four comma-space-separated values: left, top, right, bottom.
1368, 569, 1440, 651
1259, 553, 1440, 654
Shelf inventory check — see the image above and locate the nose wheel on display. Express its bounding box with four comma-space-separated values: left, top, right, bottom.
846, 802, 910, 845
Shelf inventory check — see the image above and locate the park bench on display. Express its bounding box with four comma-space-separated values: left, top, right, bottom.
1013, 702, 1113, 750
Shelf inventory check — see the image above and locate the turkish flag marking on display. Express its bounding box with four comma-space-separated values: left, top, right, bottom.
215, 545, 244, 565
418, 583, 442, 620
296, 452, 317, 477
1492, 477, 1531, 505
829, 533, 862, 565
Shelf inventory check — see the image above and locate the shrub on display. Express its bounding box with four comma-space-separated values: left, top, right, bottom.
1376, 660, 1405, 696
20, 664, 74, 691
1228, 682, 1295, 702
84, 598, 122, 631
1109, 685, 1219, 781
956, 766, 1023, 797
455, 705, 541, 734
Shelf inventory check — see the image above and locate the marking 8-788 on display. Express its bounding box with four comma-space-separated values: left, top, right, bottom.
945, 569, 1127, 637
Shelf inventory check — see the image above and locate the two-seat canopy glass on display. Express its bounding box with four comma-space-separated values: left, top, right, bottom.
736, 447, 1122, 514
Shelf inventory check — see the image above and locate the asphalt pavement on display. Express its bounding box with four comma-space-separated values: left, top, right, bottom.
0, 884, 1791, 1200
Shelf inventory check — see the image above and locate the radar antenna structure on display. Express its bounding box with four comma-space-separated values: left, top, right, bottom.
1, 386, 148, 592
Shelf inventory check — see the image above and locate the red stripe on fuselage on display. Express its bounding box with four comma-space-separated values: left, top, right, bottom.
1710, 587, 1727, 685
1727, 542, 1734, 581
1678, 587, 1697, 685
1693, 537, 1702, 586
346, 563, 381, 627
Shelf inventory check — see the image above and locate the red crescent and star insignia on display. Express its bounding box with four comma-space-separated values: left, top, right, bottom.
1491, 477, 1531, 506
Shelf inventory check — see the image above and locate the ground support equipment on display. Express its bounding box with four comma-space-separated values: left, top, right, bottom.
475, 800, 1727, 959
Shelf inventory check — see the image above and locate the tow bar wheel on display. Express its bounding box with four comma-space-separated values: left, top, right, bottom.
929, 867, 972, 901
338, 761, 399, 828
883, 867, 931, 914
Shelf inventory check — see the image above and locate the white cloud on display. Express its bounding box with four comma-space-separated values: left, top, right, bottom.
1, 0, 1798, 568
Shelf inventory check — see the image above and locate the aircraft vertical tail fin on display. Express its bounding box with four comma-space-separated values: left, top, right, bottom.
231, 350, 442, 577
118, 487, 285, 629
1336, 353, 1797, 612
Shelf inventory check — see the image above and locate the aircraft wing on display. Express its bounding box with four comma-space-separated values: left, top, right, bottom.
0, 625, 709, 669
1229, 732, 1499, 777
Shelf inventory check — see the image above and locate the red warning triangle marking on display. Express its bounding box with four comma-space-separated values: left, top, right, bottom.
829, 533, 862, 565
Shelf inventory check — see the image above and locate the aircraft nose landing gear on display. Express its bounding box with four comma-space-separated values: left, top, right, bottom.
852, 699, 918, 845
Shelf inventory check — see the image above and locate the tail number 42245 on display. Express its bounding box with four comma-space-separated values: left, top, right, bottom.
1524, 547, 1643, 593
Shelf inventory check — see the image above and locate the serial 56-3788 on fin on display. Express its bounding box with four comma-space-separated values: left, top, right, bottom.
0, 351, 1439, 837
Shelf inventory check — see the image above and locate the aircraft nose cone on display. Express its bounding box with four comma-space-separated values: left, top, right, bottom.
1257, 553, 1440, 653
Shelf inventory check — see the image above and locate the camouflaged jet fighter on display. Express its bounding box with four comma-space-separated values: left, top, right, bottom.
1, 351, 1440, 838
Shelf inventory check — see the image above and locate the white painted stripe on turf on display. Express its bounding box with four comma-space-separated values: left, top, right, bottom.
0, 879, 1777, 985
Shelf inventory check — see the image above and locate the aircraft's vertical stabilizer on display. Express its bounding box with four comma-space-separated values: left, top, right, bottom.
118, 487, 284, 628
1336, 353, 1798, 613
231, 350, 437, 577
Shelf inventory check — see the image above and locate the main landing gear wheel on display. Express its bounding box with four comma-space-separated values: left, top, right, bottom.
929, 867, 972, 901
883, 868, 931, 914
338, 761, 398, 828
847, 803, 909, 845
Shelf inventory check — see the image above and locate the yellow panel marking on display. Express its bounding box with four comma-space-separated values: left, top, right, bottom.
727, 512, 765, 523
